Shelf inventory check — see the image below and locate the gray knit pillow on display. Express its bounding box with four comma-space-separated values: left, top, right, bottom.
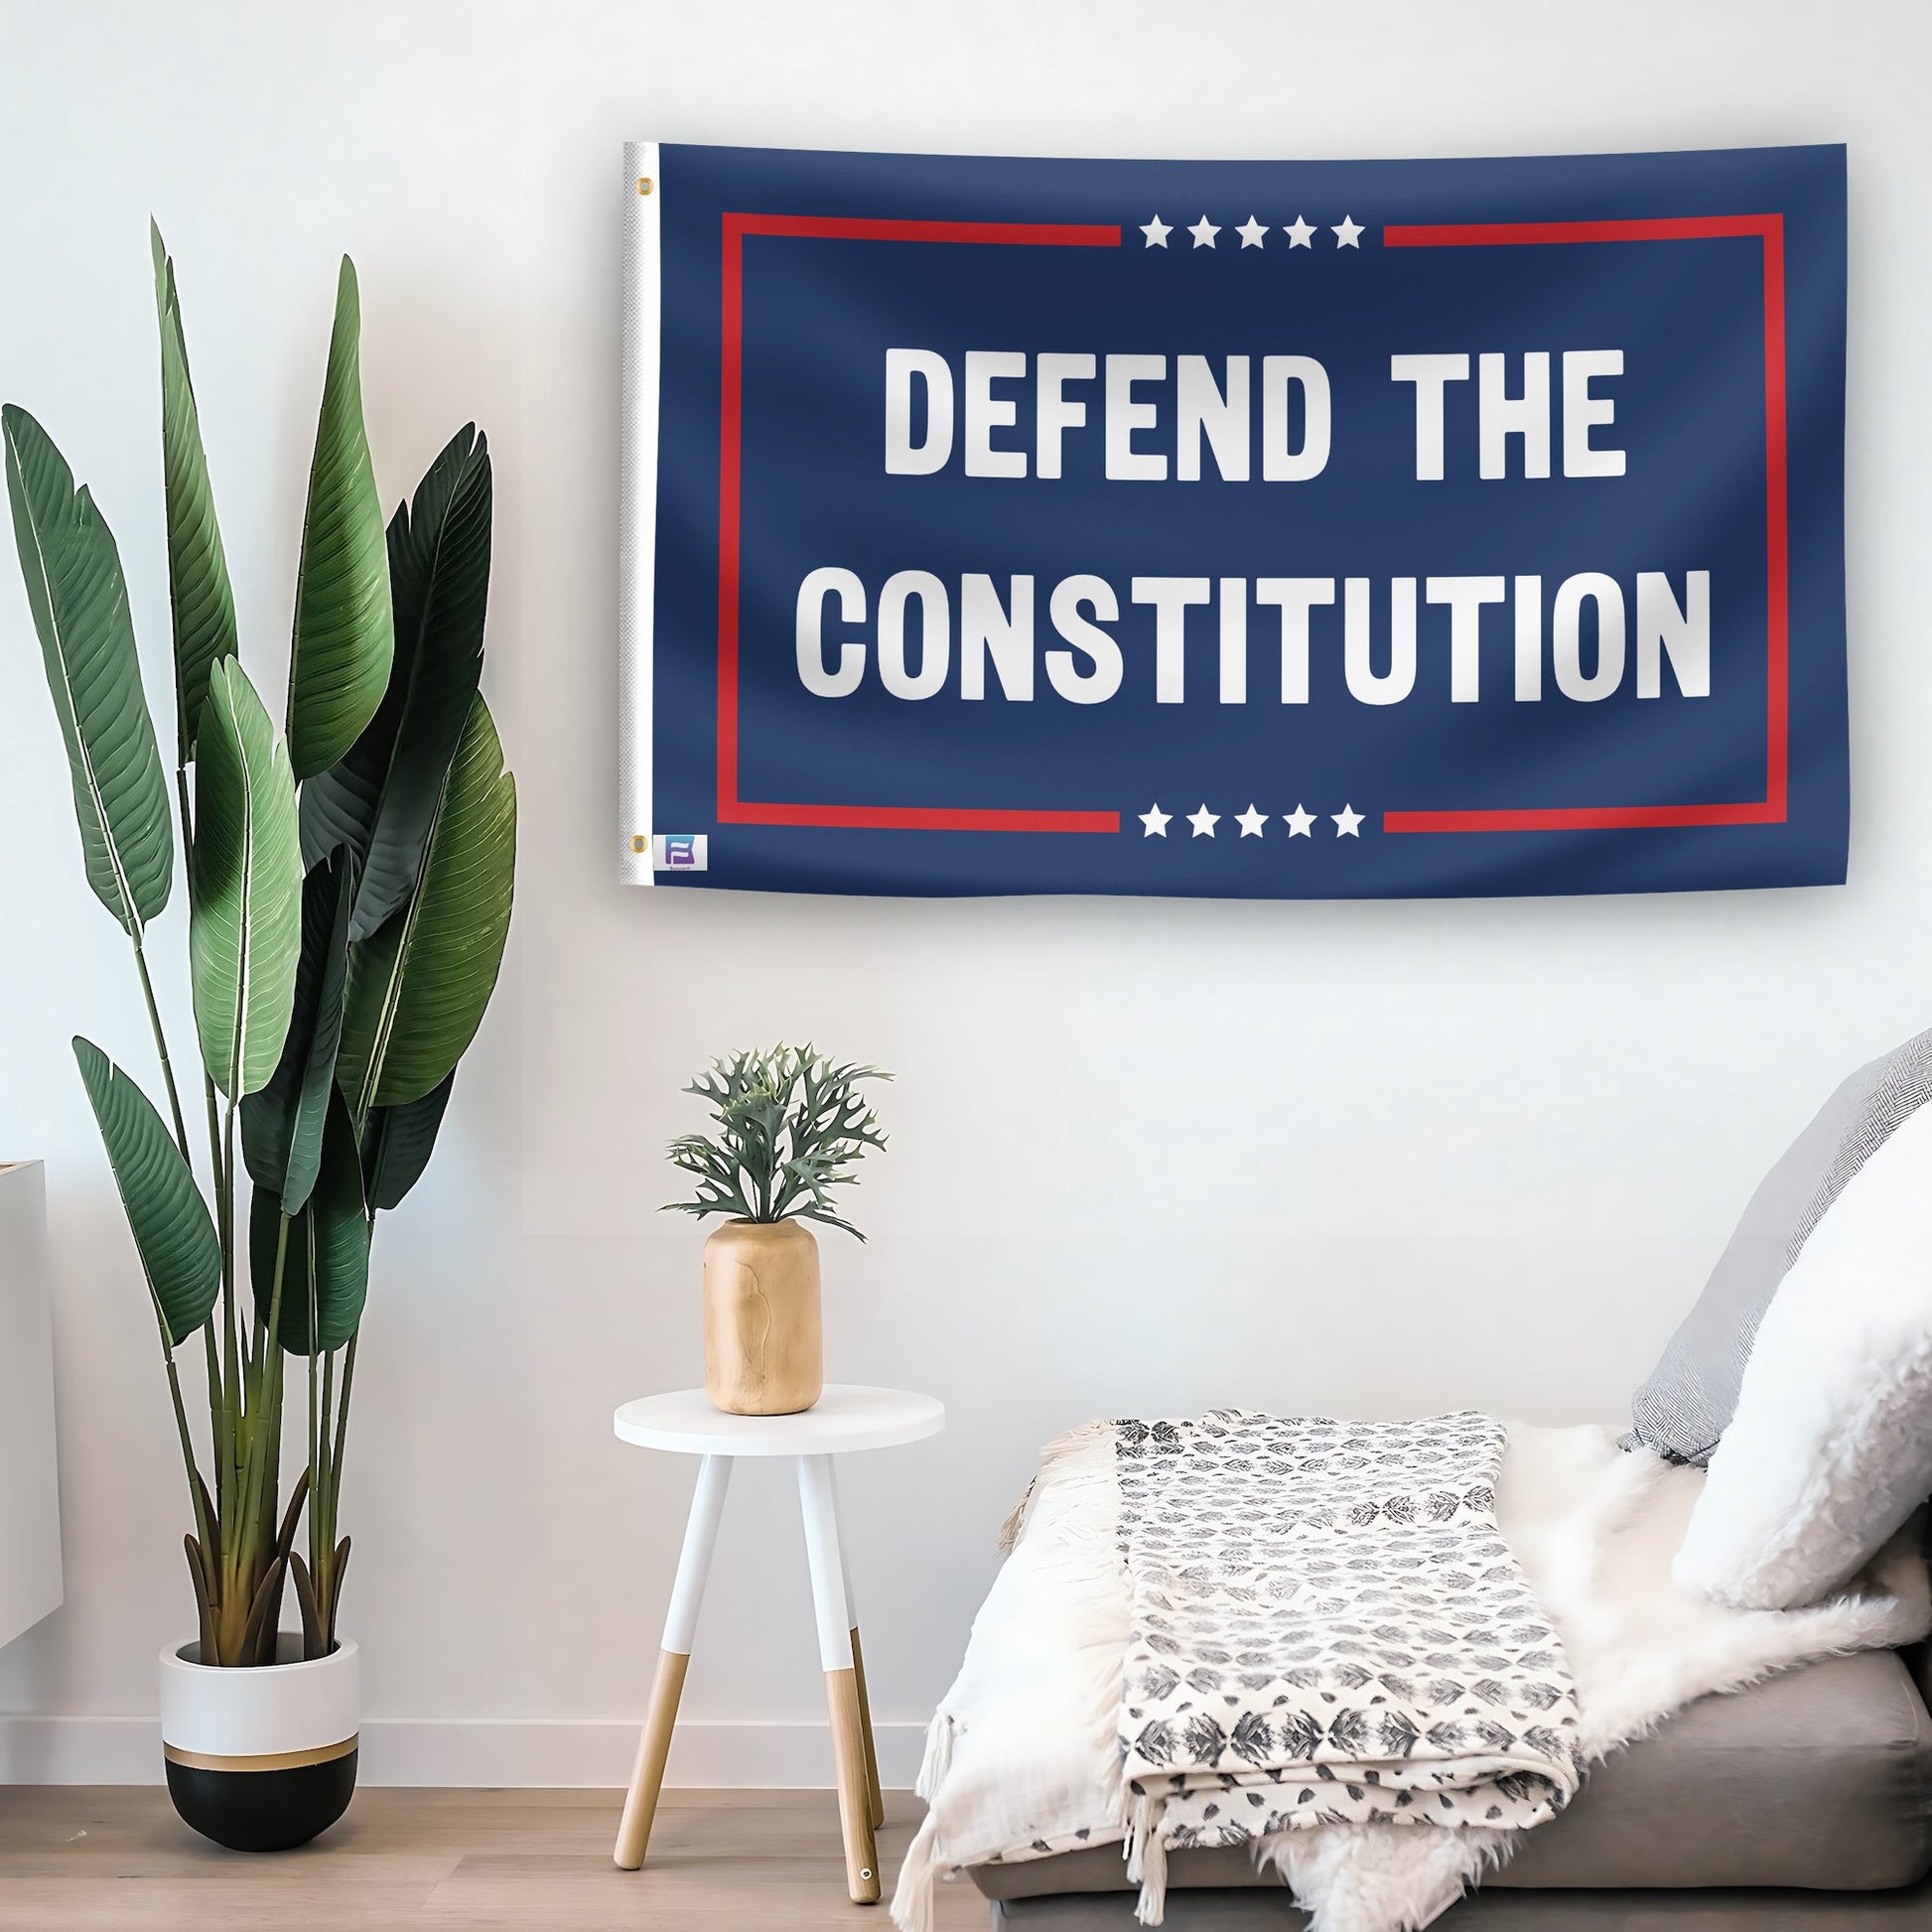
1624, 1027, 1932, 1464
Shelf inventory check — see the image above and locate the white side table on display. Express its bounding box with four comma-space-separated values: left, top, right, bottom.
611, 1384, 945, 1903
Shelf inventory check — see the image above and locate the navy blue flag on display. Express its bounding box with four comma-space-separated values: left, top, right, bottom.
620, 141, 1846, 898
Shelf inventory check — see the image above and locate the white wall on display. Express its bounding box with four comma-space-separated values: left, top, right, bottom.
0, 0, 1927, 1786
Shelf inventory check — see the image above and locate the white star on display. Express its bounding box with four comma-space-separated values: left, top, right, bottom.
1283, 214, 1315, 249
1235, 804, 1268, 838
1283, 804, 1315, 837
1187, 803, 1220, 837
1139, 802, 1172, 837
1331, 214, 1364, 249
1188, 214, 1220, 249
1235, 215, 1268, 249
1332, 803, 1364, 837
1140, 214, 1173, 248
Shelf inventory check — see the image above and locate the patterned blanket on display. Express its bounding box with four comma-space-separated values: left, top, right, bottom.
1113, 1412, 1584, 1914
896, 1421, 1929, 1932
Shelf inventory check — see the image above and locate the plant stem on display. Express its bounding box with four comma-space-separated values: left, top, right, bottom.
238, 1214, 290, 1583
217, 1211, 288, 1663
307, 1328, 321, 1548
162, 1352, 211, 1551
314, 1344, 336, 1579
174, 764, 195, 853
149, 1316, 217, 1630
126, 767, 224, 1642
201, 1077, 230, 1524
129, 937, 191, 1168
219, 1096, 239, 1417
331, 1332, 356, 1492
319, 1333, 355, 1650
217, 1096, 242, 1576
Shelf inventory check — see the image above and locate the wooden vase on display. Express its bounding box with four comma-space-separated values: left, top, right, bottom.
702, 1218, 823, 1416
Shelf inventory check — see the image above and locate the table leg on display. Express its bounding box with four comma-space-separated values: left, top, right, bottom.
829, 1461, 886, 1830
614, 1453, 733, 1870
798, 1453, 881, 1904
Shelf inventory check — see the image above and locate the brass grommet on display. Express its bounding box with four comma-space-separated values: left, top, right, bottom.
630, 835, 648, 853
636, 176, 653, 196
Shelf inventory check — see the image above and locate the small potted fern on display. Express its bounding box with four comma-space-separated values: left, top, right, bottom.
666, 1045, 888, 1415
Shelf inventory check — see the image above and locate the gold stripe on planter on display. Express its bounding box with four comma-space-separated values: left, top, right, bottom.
164, 1735, 358, 1774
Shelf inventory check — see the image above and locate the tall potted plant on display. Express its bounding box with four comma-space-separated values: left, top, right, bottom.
3, 226, 515, 1851
665, 1045, 888, 1416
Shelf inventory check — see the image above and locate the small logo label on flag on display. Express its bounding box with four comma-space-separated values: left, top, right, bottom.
652, 833, 708, 872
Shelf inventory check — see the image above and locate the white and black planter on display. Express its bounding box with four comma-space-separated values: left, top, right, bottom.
159, 1636, 358, 1852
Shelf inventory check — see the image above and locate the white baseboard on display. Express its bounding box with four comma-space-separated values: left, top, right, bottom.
0, 1715, 928, 1788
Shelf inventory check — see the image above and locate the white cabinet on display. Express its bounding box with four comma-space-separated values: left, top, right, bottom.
0, 1163, 62, 1648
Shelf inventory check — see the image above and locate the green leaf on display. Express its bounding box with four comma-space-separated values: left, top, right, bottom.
664, 1044, 888, 1236
190, 658, 303, 1098
241, 848, 354, 1212
301, 427, 490, 946
339, 694, 514, 1113
250, 1088, 368, 1355
73, 1036, 219, 1347
3, 405, 174, 936
361, 1070, 455, 1211
287, 258, 392, 780
151, 223, 237, 762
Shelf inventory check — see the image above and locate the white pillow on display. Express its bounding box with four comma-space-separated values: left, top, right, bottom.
1672, 1097, 1932, 1610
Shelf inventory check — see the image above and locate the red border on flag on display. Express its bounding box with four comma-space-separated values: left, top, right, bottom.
715, 212, 1122, 832
1379, 213, 1789, 834
711, 210, 1788, 840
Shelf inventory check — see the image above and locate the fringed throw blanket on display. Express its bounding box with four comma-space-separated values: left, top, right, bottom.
1109, 1412, 1583, 1918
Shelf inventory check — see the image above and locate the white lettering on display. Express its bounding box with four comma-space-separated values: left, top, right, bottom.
1513, 574, 1542, 700
1035, 352, 1095, 481
876, 570, 950, 700
795, 567, 867, 698
1131, 576, 1211, 702
959, 574, 1035, 701
1563, 349, 1625, 478
1105, 354, 1168, 481
1478, 351, 1552, 481
962, 349, 1028, 479
1261, 355, 1331, 482
1636, 570, 1710, 698
1218, 577, 1247, 703
1425, 576, 1506, 703
1255, 578, 1336, 704
1390, 352, 1469, 481
1176, 355, 1251, 483
1552, 572, 1625, 701
884, 348, 953, 475
1045, 575, 1123, 702
1344, 576, 1418, 705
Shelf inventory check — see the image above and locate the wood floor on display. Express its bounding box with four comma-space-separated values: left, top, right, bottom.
0, 1787, 987, 1930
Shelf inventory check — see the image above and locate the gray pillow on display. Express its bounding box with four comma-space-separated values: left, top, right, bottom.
1624, 1027, 1932, 1464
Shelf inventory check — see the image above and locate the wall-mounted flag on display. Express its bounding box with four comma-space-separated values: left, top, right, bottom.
620, 141, 1846, 899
